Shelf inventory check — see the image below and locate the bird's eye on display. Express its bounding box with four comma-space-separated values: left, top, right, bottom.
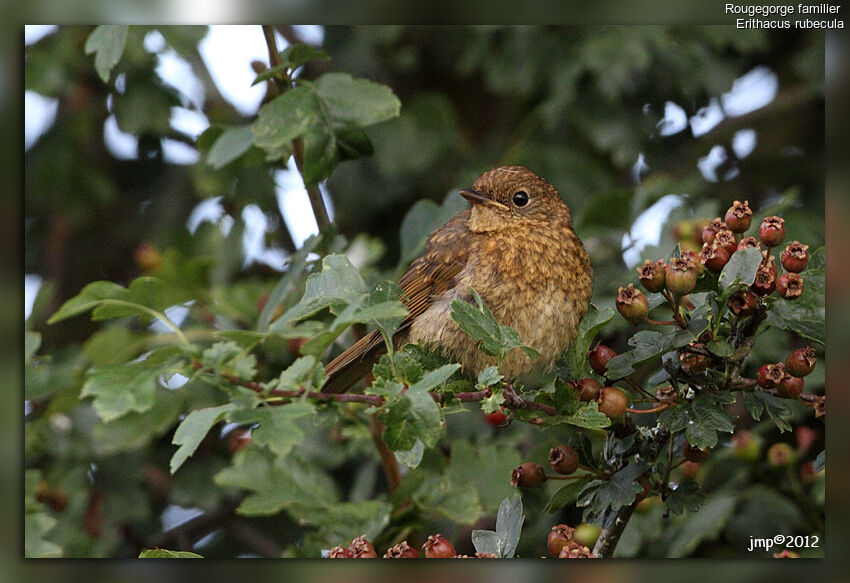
512, 191, 529, 207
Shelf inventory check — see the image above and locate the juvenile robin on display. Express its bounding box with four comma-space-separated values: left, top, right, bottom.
322, 165, 593, 393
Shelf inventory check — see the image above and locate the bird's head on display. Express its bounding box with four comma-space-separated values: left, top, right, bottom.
460, 166, 572, 232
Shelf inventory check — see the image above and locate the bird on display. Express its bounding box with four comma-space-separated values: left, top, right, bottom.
321, 165, 593, 394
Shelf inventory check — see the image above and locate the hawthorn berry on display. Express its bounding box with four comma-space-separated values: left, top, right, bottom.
751, 258, 778, 296
589, 344, 617, 376
558, 542, 597, 559
327, 545, 353, 558
795, 425, 819, 453
549, 445, 579, 475
655, 385, 678, 403
732, 430, 763, 462
598, 387, 629, 419
350, 535, 378, 558
384, 541, 418, 558
573, 524, 602, 548
714, 229, 738, 256
728, 290, 758, 318
575, 377, 603, 402
737, 236, 761, 251
135, 241, 163, 272
701, 218, 726, 245
781, 241, 810, 273
483, 407, 508, 427
757, 363, 786, 389
637, 259, 667, 293
758, 216, 786, 247
616, 284, 649, 323
700, 242, 731, 273
724, 200, 753, 233
777, 374, 804, 399
548, 524, 575, 556
767, 443, 795, 467
786, 347, 816, 377
511, 462, 546, 488
422, 534, 455, 558
679, 461, 701, 480
776, 272, 804, 299
683, 442, 710, 462
665, 257, 698, 295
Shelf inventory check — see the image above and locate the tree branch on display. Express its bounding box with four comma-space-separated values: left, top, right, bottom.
592, 501, 638, 558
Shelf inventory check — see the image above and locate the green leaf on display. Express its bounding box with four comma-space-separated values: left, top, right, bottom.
545, 478, 591, 513
251, 45, 330, 86
685, 395, 734, 449
586, 461, 648, 513
476, 365, 503, 387
170, 404, 236, 474
84, 25, 128, 82
666, 492, 736, 557
446, 441, 522, 512
81, 347, 183, 422
252, 86, 318, 151
380, 368, 449, 450
562, 401, 611, 430
451, 289, 539, 361
259, 235, 320, 331
228, 401, 315, 458
753, 391, 793, 432
25, 513, 62, 558
567, 305, 614, 377
471, 495, 524, 558
413, 475, 483, 525
802, 247, 824, 294
25, 331, 41, 365
706, 339, 733, 357
312, 72, 401, 127
394, 439, 425, 468
659, 405, 689, 432
663, 480, 706, 516
139, 549, 203, 558
207, 125, 255, 169
273, 254, 367, 326
765, 297, 825, 345
718, 247, 762, 289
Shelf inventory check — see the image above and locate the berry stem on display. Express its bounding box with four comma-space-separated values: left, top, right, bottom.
662, 290, 689, 329
644, 318, 678, 326
626, 403, 670, 414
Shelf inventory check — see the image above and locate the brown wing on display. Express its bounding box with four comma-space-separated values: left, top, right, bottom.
321, 210, 471, 393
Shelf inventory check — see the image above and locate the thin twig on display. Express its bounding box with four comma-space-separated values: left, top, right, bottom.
626, 403, 670, 415
369, 415, 402, 493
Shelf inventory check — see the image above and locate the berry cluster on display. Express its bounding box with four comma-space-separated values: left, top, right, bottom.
326, 533, 465, 558
755, 346, 817, 399
547, 524, 597, 558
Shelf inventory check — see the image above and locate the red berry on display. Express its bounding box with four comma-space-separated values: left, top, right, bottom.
135, 241, 163, 272
616, 283, 649, 323
549, 445, 579, 475
680, 250, 705, 276
767, 443, 795, 467
776, 272, 804, 299
483, 407, 508, 427
724, 200, 753, 233
737, 236, 761, 251
795, 425, 819, 453
422, 534, 455, 558
777, 375, 804, 398
350, 535, 378, 558
679, 461, 701, 480
637, 259, 666, 293
781, 241, 810, 273
510, 462, 546, 488
665, 257, 697, 295
713, 229, 738, 256
575, 378, 603, 402
327, 545, 353, 558
598, 387, 629, 419
683, 442, 710, 462
732, 430, 762, 462
727, 290, 758, 317
548, 524, 575, 557
751, 258, 778, 296
588, 344, 617, 376
758, 216, 786, 247
558, 541, 597, 558
700, 242, 731, 273
701, 218, 726, 245
384, 541, 418, 558
785, 347, 816, 377
757, 363, 786, 389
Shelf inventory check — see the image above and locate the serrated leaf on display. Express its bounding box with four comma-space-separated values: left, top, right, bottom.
562, 401, 611, 429
765, 297, 825, 345
450, 289, 538, 361
84, 25, 128, 83
659, 405, 689, 432
81, 355, 176, 422
567, 305, 614, 377
252, 86, 318, 151
591, 462, 648, 512
472, 495, 524, 558
663, 480, 707, 515
170, 403, 236, 474
706, 339, 733, 357
139, 549, 203, 558
228, 401, 315, 458
718, 247, 762, 289
666, 492, 735, 557
394, 439, 425, 468
207, 124, 255, 169
754, 391, 793, 432
380, 372, 446, 450
802, 247, 824, 293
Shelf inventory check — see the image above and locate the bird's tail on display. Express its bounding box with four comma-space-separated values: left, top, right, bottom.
321, 329, 387, 394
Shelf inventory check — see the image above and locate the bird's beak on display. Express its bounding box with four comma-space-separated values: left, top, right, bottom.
459, 189, 509, 211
